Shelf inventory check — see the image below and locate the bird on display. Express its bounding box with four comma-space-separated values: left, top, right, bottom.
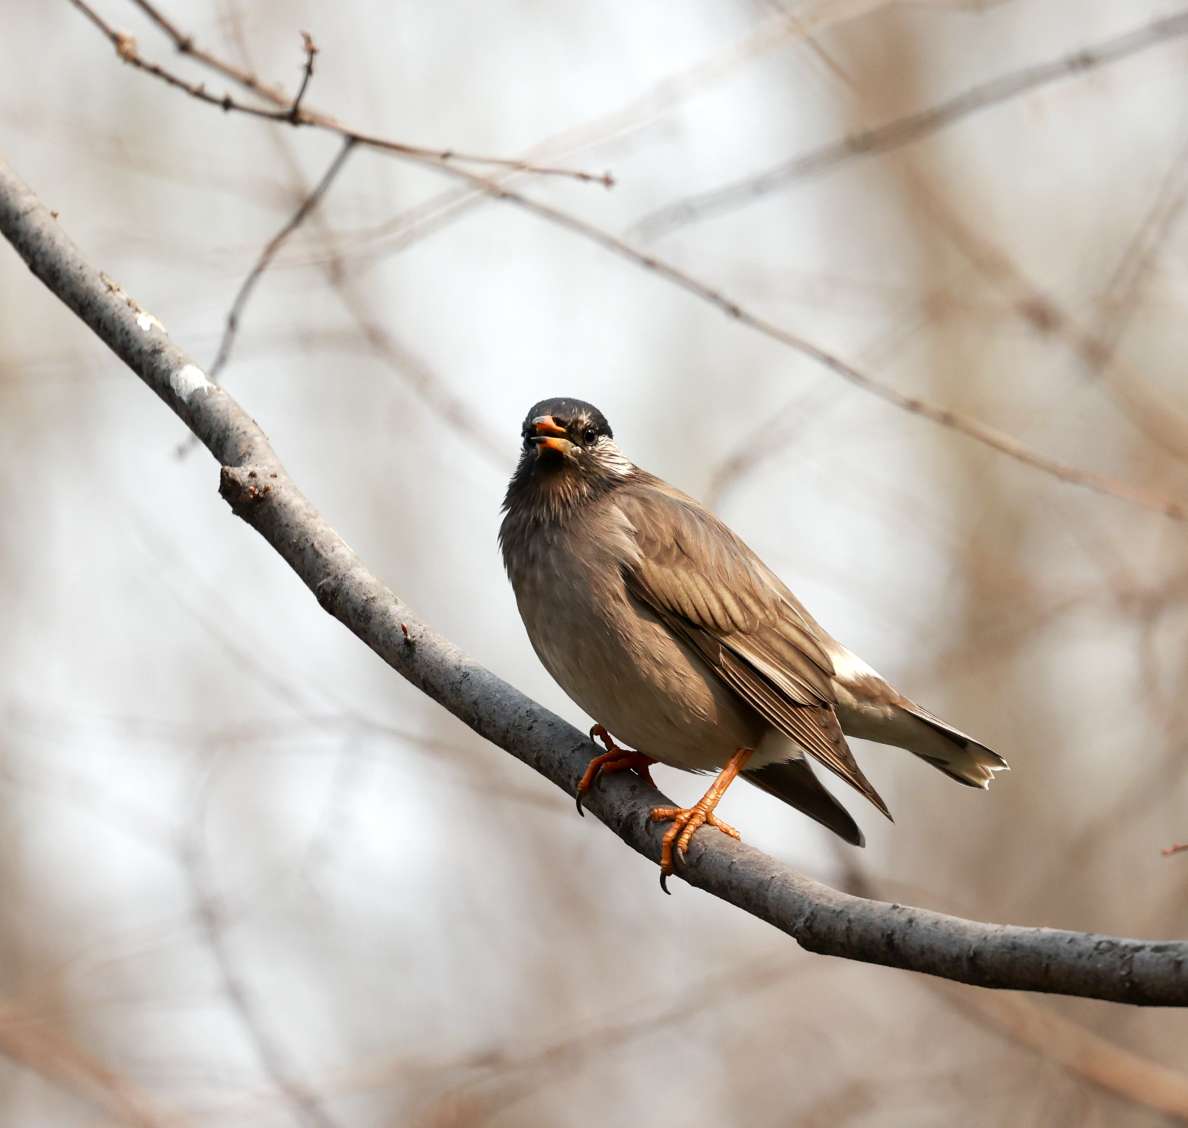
499, 396, 1008, 891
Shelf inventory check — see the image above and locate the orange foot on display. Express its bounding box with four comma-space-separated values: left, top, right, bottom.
575, 725, 657, 816
649, 746, 752, 893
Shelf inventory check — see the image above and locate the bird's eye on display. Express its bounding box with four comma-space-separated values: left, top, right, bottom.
582, 425, 598, 445
521, 432, 532, 450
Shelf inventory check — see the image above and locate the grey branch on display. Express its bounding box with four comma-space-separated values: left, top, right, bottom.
2, 155, 1186, 1007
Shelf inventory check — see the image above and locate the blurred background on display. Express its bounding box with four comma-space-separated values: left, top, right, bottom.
3, 0, 1188, 1123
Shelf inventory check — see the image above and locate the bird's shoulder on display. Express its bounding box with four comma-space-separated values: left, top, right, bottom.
612, 471, 837, 684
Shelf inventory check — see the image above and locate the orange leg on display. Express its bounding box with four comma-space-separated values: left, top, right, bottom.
649, 747, 753, 893
575, 725, 657, 816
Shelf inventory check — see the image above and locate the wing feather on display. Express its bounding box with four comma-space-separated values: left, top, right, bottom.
618, 477, 889, 816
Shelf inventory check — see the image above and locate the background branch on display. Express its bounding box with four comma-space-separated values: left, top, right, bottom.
70, 0, 614, 186
630, 8, 1188, 241
207, 137, 353, 386
73, 0, 1188, 524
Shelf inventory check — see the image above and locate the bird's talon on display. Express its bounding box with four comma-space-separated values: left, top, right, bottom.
589, 723, 618, 754
648, 755, 749, 891
575, 733, 657, 817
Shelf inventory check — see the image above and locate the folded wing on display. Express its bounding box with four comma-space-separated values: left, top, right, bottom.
617, 477, 890, 819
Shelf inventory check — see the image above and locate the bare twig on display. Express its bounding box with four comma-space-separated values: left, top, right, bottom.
1081, 143, 1188, 460
704, 18, 1188, 506
131, 0, 291, 104
77, 1, 1188, 520
207, 136, 354, 386
4, 159, 1188, 1004
70, 0, 614, 186
290, 31, 318, 122
288, 0, 909, 263
216, 7, 506, 472
1163, 842, 1188, 857
490, 185, 1188, 520
629, 9, 1188, 242
705, 293, 946, 507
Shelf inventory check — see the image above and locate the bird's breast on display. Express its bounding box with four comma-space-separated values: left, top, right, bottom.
505, 520, 762, 770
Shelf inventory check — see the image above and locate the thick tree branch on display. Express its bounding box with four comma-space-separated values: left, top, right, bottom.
2, 156, 1187, 1005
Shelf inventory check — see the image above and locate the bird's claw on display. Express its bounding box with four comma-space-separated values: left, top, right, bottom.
589, 724, 616, 753
650, 804, 741, 891
575, 727, 656, 817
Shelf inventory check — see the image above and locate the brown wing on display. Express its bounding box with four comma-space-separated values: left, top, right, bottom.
617, 476, 889, 818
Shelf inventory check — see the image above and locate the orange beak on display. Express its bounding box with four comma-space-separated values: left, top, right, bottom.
530, 415, 573, 456
531, 415, 568, 437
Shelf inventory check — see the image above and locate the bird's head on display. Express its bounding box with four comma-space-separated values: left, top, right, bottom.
503, 397, 634, 521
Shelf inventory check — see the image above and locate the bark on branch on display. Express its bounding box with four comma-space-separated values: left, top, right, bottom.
2, 156, 1185, 1006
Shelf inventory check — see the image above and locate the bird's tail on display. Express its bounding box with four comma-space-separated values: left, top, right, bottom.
830, 648, 1009, 788
890, 700, 1008, 788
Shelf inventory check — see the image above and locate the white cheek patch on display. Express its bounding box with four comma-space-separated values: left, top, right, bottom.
596, 439, 634, 477
170, 363, 212, 404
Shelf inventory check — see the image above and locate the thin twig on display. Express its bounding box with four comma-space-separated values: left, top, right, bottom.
290, 31, 318, 122
172, 136, 354, 457
704, 18, 1188, 506
287, 0, 905, 263
209, 136, 353, 384
83, 0, 1188, 520
4, 157, 1188, 1004
490, 184, 1188, 520
131, 0, 291, 105
629, 9, 1188, 242
217, 6, 506, 473
71, 0, 614, 186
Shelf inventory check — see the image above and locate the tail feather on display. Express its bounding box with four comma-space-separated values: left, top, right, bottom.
897, 701, 1009, 788
829, 649, 1009, 789
744, 756, 866, 846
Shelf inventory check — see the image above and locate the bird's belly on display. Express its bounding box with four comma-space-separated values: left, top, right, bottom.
519, 583, 763, 772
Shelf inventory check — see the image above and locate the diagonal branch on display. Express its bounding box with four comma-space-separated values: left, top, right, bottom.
3, 158, 1188, 1006
212, 9, 506, 473
273, 0, 910, 263
630, 9, 1188, 242
208, 136, 354, 385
